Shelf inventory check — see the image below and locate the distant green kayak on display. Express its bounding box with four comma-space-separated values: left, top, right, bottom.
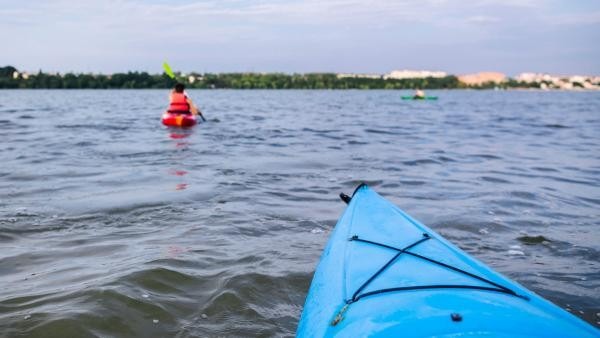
402, 96, 438, 100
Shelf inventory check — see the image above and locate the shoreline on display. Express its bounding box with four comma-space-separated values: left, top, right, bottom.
4, 67, 598, 91
1, 87, 599, 91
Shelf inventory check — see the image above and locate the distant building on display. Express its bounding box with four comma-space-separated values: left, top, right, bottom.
337, 73, 382, 79
458, 72, 506, 85
515, 73, 600, 90
515, 72, 538, 83
384, 70, 447, 79
582, 81, 595, 89
516, 73, 563, 86
569, 75, 586, 84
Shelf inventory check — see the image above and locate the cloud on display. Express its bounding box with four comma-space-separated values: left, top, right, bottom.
550, 11, 600, 25
0, 0, 597, 74
467, 15, 501, 24
0, 0, 556, 32
474, 0, 543, 7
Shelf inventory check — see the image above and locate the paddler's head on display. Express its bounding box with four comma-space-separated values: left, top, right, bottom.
174, 83, 185, 93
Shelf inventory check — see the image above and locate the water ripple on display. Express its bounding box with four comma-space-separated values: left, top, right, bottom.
0, 90, 599, 335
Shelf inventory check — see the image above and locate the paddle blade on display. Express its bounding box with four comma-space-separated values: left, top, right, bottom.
163, 62, 175, 79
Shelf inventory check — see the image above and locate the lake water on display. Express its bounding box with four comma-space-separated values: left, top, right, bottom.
1, 89, 599, 336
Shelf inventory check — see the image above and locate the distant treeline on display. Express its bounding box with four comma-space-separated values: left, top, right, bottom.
1, 65, 539, 89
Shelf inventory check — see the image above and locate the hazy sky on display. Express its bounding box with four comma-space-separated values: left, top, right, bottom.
1, 0, 599, 75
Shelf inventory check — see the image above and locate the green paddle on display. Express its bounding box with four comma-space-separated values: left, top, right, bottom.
163, 61, 206, 122
163, 62, 176, 80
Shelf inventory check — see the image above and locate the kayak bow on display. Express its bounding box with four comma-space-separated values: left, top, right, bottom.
297, 184, 599, 337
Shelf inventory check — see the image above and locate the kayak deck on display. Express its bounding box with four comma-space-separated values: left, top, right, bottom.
161, 112, 197, 128
297, 184, 599, 337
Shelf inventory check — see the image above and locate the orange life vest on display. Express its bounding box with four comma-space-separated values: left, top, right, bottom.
168, 92, 190, 114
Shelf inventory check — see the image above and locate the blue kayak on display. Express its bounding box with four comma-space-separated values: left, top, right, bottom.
297, 184, 599, 337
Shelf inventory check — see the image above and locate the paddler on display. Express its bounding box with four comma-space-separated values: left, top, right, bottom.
168, 83, 201, 116
413, 89, 425, 99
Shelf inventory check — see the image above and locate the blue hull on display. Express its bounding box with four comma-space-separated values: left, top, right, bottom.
297, 184, 599, 337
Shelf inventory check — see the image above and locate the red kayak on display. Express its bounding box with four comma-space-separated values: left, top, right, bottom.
161, 112, 197, 128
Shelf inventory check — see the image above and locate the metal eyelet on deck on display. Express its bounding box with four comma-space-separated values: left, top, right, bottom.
451, 313, 463, 322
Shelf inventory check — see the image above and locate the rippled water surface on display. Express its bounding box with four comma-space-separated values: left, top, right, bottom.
1, 90, 599, 336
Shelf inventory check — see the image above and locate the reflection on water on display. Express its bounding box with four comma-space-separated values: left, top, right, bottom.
0, 90, 599, 336
170, 170, 188, 176
168, 128, 194, 192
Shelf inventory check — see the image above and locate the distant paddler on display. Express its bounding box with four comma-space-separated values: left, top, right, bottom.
401, 90, 438, 101
413, 89, 426, 99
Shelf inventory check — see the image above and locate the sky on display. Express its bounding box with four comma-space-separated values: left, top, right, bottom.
1, 0, 599, 76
